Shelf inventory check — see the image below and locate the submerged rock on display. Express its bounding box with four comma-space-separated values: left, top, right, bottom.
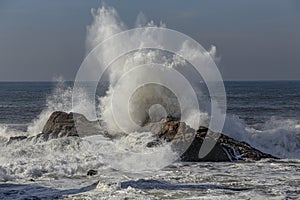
120, 179, 252, 191
87, 169, 98, 176
6, 136, 28, 145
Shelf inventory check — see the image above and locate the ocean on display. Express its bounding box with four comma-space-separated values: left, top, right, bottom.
0, 81, 299, 199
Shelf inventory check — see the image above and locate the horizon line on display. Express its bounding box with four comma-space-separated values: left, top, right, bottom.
1, 79, 300, 82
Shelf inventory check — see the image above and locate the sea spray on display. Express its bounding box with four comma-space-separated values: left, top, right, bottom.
65, 6, 300, 161
222, 115, 300, 159
85, 6, 217, 134
27, 81, 73, 135
1, 6, 300, 184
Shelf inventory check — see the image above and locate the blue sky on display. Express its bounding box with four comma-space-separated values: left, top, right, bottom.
0, 0, 299, 81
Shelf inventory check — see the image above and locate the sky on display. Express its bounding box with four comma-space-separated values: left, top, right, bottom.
0, 0, 299, 81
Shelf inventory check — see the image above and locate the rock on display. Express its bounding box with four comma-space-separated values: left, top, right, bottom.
35, 111, 119, 142
120, 179, 251, 191
142, 117, 277, 161
87, 169, 98, 176
6, 111, 277, 162
6, 136, 28, 145
39, 111, 80, 139
7, 111, 105, 144
27, 111, 81, 143
38, 111, 109, 140
181, 130, 230, 162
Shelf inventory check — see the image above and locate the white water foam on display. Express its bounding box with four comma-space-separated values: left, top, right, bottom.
222, 115, 300, 159
1, 5, 300, 184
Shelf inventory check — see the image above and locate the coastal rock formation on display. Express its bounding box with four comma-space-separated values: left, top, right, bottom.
39, 111, 107, 140
7, 112, 80, 144
35, 111, 80, 141
7, 111, 96, 144
7, 111, 277, 161
141, 117, 277, 161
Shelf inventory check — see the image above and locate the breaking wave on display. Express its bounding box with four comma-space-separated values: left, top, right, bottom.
0, 5, 299, 182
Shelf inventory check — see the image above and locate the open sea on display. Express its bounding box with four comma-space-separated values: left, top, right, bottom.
0, 81, 299, 199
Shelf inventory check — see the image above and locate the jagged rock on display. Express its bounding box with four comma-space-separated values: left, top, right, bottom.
34, 111, 117, 142
37, 111, 80, 140
181, 127, 230, 162
6, 111, 104, 144
42, 111, 79, 136
87, 169, 98, 176
142, 117, 277, 161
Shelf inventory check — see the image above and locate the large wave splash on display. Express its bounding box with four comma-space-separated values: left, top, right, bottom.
223, 115, 300, 159
73, 6, 300, 159
84, 6, 300, 159
80, 5, 217, 172
71, 6, 300, 160
84, 6, 216, 134
0, 5, 300, 181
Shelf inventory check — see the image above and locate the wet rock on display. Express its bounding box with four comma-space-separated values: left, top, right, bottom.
142, 117, 277, 161
6, 136, 28, 145
36, 111, 80, 141
42, 111, 79, 136
6, 111, 105, 144
38, 111, 110, 140
87, 169, 98, 176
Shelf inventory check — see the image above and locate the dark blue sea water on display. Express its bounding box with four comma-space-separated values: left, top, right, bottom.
1, 81, 299, 129
0, 82, 54, 126
226, 81, 300, 125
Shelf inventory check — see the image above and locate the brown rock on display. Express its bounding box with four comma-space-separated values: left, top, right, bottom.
7, 111, 105, 144
142, 118, 277, 162
41, 111, 80, 138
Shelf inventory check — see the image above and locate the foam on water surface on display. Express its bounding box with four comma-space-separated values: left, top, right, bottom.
0, 4, 299, 199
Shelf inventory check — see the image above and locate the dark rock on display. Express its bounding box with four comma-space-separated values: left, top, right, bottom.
6, 136, 28, 145
87, 169, 97, 176
142, 117, 277, 161
39, 111, 112, 143
41, 111, 103, 136
28, 111, 81, 143
7, 111, 105, 144
41, 111, 81, 138
120, 179, 252, 191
